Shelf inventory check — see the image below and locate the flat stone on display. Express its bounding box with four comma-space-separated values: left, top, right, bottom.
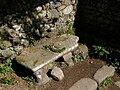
94, 65, 115, 84
63, 5, 73, 15
63, 52, 74, 67
51, 66, 64, 81
16, 34, 79, 72
115, 81, 120, 88
69, 78, 97, 90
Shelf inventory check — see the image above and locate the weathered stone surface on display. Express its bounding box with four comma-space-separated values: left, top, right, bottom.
94, 65, 115, 84
0, 41, 12, 49
16, 34, 79, 72
34, 69, 49, 85
1, 48, 15, 58
63, 52, 74, 67
63, 5, 73, 15
51, 66, 64, 81
49, 9, 59, 18
115, 81, 120, 88
73, 44, 88, 59
69, 78, 97, 90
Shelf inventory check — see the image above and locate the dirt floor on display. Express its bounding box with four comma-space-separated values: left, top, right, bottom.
0, 58, 120, 90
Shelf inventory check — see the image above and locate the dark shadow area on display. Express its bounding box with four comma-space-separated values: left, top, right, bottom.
12, 59, 34, 77
74, 0, 120, 50
0, 0, 50, 16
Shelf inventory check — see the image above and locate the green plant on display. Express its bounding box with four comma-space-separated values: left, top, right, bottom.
90, 45, 110, 59
22, 76, 35, 82
59, 20, 75, 35
43, 45, 66, 53
98, 77, 113, 90
1, 77, 14, 85
0, 59, 13, 75
22, 76, 35, 87
73, 54, 84, 63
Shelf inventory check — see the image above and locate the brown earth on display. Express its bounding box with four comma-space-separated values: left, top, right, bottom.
0, 58, 120, 90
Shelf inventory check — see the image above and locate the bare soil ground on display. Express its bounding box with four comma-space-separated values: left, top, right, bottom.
0, 58, 120, 90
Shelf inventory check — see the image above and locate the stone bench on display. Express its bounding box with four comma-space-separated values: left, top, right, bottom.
16, 34, 79, 84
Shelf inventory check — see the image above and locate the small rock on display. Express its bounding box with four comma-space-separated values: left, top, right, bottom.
38, 10, 47, 18
49, 9, 59, 18
63, 5, 73, 15
0, 41, 12, 49
50, 1, 61, 8
63, 52, 74, 67
36, 6, 42, 12
21, 39, 29, 46
94, 65, 115, 84
1, 48, 15, 58
12, 25, 21, 31
46, 11, 52, 19
69, 78, 97, 90
64, 0, 72, 5
34, 69, 49, 85
51, 66, 64, 81
57, 5, 66, 11
115, 81, 120, 88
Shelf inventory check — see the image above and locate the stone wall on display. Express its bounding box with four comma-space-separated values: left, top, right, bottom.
0, 0, 77, 62
75, 0, 120, 50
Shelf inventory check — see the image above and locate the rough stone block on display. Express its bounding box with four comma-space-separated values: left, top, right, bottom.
63, 52, 74, 67
94, 65, 115, 84
51, 66, 64, 81
16, 34, 79, 72
34, 69, 49, 85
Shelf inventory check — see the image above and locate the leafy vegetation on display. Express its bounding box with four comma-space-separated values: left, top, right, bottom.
0, 59, 15, 85
1, 77, 14, 85
59, 20, 75, 35
98, 77, 113, 90
43, 45, 66, 53
22, 76, 35, 87
73, 54, 84, 63
89, 45, 120, 71
0, 59, 13, 75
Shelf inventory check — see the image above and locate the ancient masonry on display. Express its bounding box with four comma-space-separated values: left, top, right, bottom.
0, 0, 77, 61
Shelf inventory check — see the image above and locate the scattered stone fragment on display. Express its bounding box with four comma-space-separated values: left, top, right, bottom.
69, 78, 97, 90
63, 5, 73, 15
63, 52, 74, 67
94, 65, 115, 84
34, 69, 49, 85
115, 81, 120, 88
51, 66, 64, 81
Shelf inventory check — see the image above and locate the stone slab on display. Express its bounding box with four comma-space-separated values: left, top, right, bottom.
94, 65, 115, 84
16, 34, 79, 72
69, 78, 97, 90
